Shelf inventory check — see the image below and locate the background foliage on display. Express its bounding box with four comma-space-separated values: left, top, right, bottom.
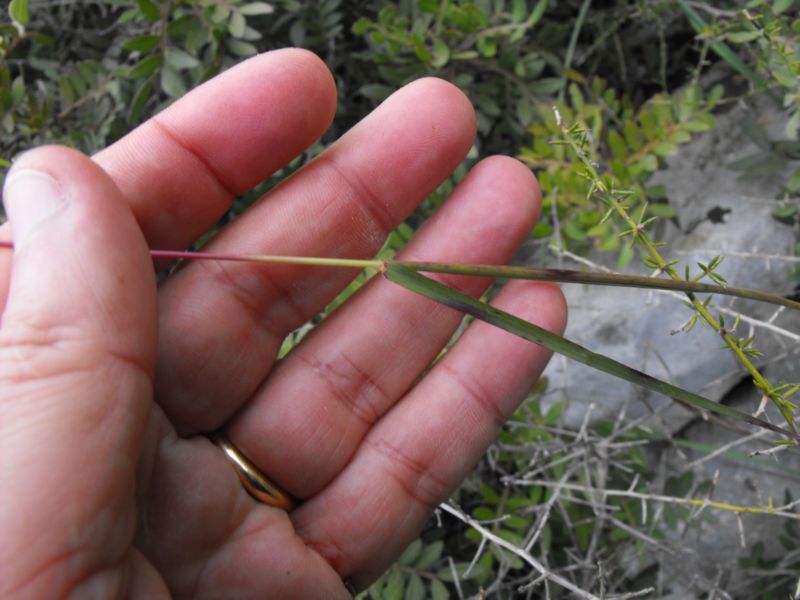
3, 0, 800, 598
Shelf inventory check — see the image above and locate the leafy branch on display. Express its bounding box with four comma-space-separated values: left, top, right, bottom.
553, 110, 799, 433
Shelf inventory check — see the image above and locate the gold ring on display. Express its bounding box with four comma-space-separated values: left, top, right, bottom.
210, 432, 296, 510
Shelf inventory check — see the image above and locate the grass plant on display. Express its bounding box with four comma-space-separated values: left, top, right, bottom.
4, 238, 796, 444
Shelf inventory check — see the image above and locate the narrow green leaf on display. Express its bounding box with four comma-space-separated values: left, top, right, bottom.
239, 1, 274, 15
9, 0, 29, 26
10, 75, 24, 105
212, 4, 231, 22
607, 129, 628, 160
59, 77, 75, 106
165, 47, 200, 70
529, 77, 562, 96
472, 506, 495, 520
637, 154, 659, 172
511, 0, 526, 22
654, 142, 678, 157
384, 568, 404, 600
226, 39, 257, 57
127, 54, 162, 79
430, 579, 449, 600
623, 121, 642, 149
545, 400, 563, 424
669, 129, 692, 144
128, 79, 152, 123
726, 30, 761, 44
476, 36, 496, 58
68, 71, 87, 96
167, 14, 201, 36
122, 34, 161, 53
160, 64, 186, 98
229, 10, 246, 38
352, 16, 372, 34
117, 7, 139, 24
76, 61, 100, 87
136, 0, 159, 21
431, 38, 450, 68
649, 203, 675, 218
384, 264, 798, 441
415, 540, 443, 570
404, 574, 425, 600
528, 0, 547, 27
398, 539, 422, 565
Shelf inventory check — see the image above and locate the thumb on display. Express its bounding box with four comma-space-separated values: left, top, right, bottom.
0, 146, 158, 595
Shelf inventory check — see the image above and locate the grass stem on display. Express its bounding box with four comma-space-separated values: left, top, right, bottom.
1, 241, 797, 309
0, 241, 383, 270
400, 261, 800, 310
509, 479, 800, 521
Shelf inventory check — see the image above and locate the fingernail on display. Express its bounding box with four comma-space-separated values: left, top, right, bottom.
3, 168, 66, 248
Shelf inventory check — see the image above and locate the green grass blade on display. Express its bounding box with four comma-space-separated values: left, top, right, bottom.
558, 0, 592, 102
397, 261, 800, 310
676, 0, 781, 105
384, 263, 798, 441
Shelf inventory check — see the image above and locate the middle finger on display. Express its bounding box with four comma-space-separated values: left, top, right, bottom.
155, 78, 476, 433
226, 155, 541, 499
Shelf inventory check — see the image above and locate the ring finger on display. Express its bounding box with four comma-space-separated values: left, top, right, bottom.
226, 155, 542, 499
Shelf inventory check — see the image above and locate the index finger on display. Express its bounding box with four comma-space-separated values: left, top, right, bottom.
0, 49, 336, 309
95, 48, 336, 250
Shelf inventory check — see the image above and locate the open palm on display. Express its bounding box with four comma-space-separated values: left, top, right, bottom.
0, 49, 566, 598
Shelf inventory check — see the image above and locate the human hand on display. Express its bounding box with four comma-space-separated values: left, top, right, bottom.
0, 49, 566, 598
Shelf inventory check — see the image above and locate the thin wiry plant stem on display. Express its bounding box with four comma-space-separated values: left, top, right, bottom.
679, 430, 770, 473
439, 502, 601, 600
446, 556, 464, 600
511, 479, 800, 521
608, 588, 660, 600
524, 464, 581, 552
607, 516, 680, 556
